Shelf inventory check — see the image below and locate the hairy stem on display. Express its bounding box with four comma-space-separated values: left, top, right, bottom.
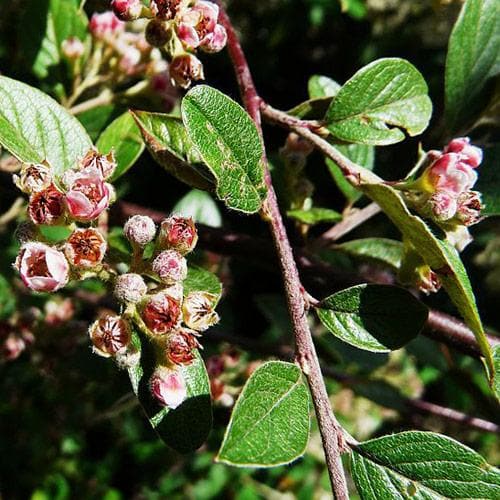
217, 5, 350, 497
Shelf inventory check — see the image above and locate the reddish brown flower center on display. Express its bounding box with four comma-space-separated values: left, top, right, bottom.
68, 230, 104, 265
29, 185, 64, 224
143, 296, 180, 334
26, 252, 50, 278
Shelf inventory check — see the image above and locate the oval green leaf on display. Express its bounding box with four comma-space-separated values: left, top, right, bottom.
217, 361, 310, 467
351, 431, 500, 499
181, 85, 267, 213
336, 238, 403, 270
0, 76, 92, 177
97, 112, 145, 182
287, 207, 342, 225
128, 330, 212, 453
325, 58, 432, 145
317, 284, 428, 352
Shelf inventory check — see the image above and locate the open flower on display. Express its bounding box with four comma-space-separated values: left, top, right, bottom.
79, 149, 116, 180
150, 366, 187, 408
65, 167, 111, 222
455, 191, 483, 226
182, 291, 219, 332
28, 184, 65, 225
89, 315, 131, 357
142, 291, 181, 335
65, 228, 107, 268
16, 242, 69, 292
159, 215, 198, 254
167, 329, 200, 365
169, 53, 204, 88
176, 1, 219, 50
13, 162, 52, 194
150, 0, 187, 20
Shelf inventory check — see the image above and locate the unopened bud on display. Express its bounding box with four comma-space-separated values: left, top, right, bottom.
444, 137, 482, 168
2, 334, 26, 361
89, 11, 124, 40
152, 249, 187, 284
145, 19, 172, 47
182, 291, 219, 332
114, 273, 147, 303
149, 366, 187, 408
159, 215, 198, 254
200, 24, 227, 53
89, 315, 131, 357
142, 291, 181, 334
61, 37, 85, 59
13, 162, 52, 194
426, 191, 457, 222
166, 329, 200, 365
111, 0, 143, 21
415, 266, 441, 295
169, 53, 204, 89
65, 228, 107, 268
124, 215, 156, 247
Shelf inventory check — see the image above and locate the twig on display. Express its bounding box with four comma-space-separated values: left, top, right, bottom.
70, 90, 113, 115
217, 4, 350, 498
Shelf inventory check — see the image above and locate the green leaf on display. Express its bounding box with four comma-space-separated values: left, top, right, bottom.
76, 104, 119, 141
173, 189, 222, 228
128, 332, 212, 453
181, 85, 267, 213
475, 144, 500, 216
217, 361, 310, 467
97, 112, 145, 182
325, 58, 432, 145
317, 284, 428, 352
326, 143, 374, 203
445, 0, 500, 131
184, 265, 222, 300
0, 274, 16, 320
308, 75, 341, 99
0, 76, 92, 177
287, 207, 342, 225
351, 431, 500, 499
131, 110, 214, 191
336, 238, 403, 270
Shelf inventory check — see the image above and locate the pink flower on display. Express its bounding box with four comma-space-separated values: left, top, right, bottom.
89, 11, 124, 40
444, 137, 482, 168
61, 37, 85, 59
169, 53, 204, 88
159, 215, 198, 254
111, 0, 143, 21
427, 191, 458, 221
142, 291, 181, 335
65, 167, 111, 222
424, 153, 477, 195
79, 149, 116, 180
200, 24, 227, 53
16, 242, 70, 292
150, 367, 187, 408
28, 184, 65, 225
176, 1, 219, 50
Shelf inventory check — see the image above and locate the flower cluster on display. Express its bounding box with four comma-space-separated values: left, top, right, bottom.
13, 149, 115, 293
404, 137, 483, 229
88, 214, 219, 410
109, 0, 227, 88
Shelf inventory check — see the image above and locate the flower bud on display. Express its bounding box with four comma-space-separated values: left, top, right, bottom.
145, 19, 172, 47
65, 228, 107, 268
455, 191, 482, 226
182, 291, 219, 332
89, 315, 131, 357
152, 249, 187, 284
444, 137, 482, 168
426, 191, 458, 222
13, 162, 52, 194
89, 11, 124, 40
142, 291, 181, 334
159, 215, 198, 254
79, 148, 116, 180
123, 215, 156, 247
150, 366, 187, 408
200, 24, 227, 53
61, 37, 85, 59
16, 242, 70, 292
44, 298, 75, 326
166, 329, 200, 365
2, 334, 26, 361
111, 0, 143, 21
415, 265, 441, 295
150, 0, 186, 20
114, 273, 147, 303
169, 53, 204, 89
28, 184, 65, 225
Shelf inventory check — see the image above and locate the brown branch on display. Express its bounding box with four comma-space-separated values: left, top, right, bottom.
217, 5, 350, 497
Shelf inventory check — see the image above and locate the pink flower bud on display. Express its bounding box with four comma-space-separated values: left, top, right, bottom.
416, 265, 441, 295
79, 149, 116, 180
182, 291, 219, 332
169, 53, 204, 89
28, 184, 65, 225
426, 191, 458, 222
145, 19, 172, 47
124, 215, 156, 247
200, 24, 227, 53
61, 37, 85, 59
89, 315, 131, 357
167, 329, 200, 365
16, 242, 70, 292
150, 0, 186, 20
159, 215, 198, 254
455, 191, 482, 226
142, 291, 181, 334
44, 298, 75, 326
150, 366, 187, 408
423, 153, 477, 195
114, 273, 147, 303
89, 11, 125, 40
111, 0, 143, 21
444, 137, 482, 168
65, 228, 107, 268
152, 249, 187, 284
2, 334, 26, 361
65, 167, 111, 222
13, 162, 52, 194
